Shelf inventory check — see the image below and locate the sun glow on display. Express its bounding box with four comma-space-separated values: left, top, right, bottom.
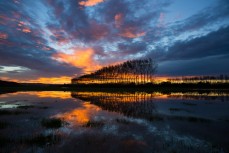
27, 76, 72, 84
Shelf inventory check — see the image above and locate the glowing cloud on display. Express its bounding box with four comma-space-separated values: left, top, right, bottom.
53, 48, 101, 73
79, 0, 104, 7
119, 27, 146, 38
22, 28, 31, 33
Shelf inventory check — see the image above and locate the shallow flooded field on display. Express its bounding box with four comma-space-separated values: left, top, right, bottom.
0, 91, 229, 153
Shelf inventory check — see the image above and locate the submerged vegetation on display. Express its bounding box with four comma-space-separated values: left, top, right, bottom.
83, 120, 104, 128
41, 118, 65, 129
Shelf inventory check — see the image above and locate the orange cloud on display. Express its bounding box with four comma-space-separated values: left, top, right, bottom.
22, 28, 31, 33
119, 27, 146, 38
79, 0, 104, 6
53, 48, 101, 73
115, 13, 124, 28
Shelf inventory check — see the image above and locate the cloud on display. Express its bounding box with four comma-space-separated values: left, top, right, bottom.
158, 55, 229, 76
79, 0, 104, 7
52, 48, 101, 73
167, 0, 229, 35
119, 27, 146, 38
146, 26, 229, 76
156, 26, 229, 61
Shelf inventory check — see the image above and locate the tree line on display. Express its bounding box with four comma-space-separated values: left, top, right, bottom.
168, 75, 229, 83
72, 58, 157, 84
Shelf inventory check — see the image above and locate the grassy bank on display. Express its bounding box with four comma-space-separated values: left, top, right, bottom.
0, 82, 229, 94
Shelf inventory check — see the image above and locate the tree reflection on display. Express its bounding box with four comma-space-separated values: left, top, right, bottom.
71, 92, 157, 119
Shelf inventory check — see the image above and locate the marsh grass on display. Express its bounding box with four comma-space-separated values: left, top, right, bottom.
0, 135, 13, 147
41, 118, 64, 129
116, 118, 131, 124
24, 133, 61, 146
171, 116, 211, 123
17, 105, 49, 110
0, 109, 27, 115
38, 106, 49, 109
169, 108, 191, 113
169, 108, 182, 111
17, 105, 35, 109
0, 121, 9, 129
148, 115, 164, 121
182, 102, 197, 106
83, 120, 104, 128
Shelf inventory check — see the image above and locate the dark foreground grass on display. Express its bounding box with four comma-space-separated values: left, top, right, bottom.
0, 121, 9, 129
17, 105, 35, 109
0, 109, 27, 115
0, 133, 61, 148
25, 133, 61, 146
116, 118, 131, 124
1, 82, 229, 94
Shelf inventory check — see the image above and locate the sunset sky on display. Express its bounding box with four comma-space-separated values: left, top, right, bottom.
0, 0, 229, 83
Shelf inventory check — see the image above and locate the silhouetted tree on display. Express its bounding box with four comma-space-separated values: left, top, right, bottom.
72, 58, 157, 84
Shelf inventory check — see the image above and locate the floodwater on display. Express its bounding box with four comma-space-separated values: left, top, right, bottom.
0, 91, 229, 153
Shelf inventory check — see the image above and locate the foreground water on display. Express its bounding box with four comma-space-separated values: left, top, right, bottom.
0, 91, 229, 153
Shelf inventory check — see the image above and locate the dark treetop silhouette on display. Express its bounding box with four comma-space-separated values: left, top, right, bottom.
72, 58, 157, 84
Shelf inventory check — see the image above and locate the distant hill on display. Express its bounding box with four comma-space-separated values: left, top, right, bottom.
0, 79, 20, 86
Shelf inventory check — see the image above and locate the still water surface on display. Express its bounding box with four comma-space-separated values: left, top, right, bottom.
0, 91, 229, 153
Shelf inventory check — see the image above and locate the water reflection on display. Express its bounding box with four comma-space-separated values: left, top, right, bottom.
167, 92, 229, 101
71, 91, 229, 121
56, 102, 102, 125
68, 91, 229, 152
28, 91, 71, 99
0, 91, 229, 153
72, 92, 157, 118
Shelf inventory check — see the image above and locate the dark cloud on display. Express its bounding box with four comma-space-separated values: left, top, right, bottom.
148, 26, 229, 76
158, 55, 229, 76
161, 26, 229, 61
118, 42, 147, 55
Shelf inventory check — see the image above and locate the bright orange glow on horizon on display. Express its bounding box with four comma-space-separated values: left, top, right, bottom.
153, 76, 169, 83
27, 76, 72, 84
